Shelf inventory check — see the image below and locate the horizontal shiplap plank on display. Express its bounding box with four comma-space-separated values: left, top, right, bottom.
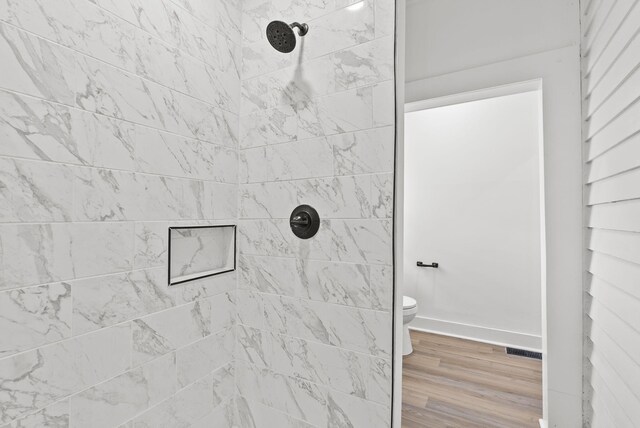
587, 300, 640, 371
588, 276, 640, 332
587, 228, 640, 265
589, 350, 640, 424
589, 392, 618, 428
584, 0, 638, 68
589, 369, 636, 428
583, 0, 617, 51
586, 132, 640, 180
587, 199, 640, 231
586, 97, 640, 159
590, 321, 640, 391
583, 0, 605, 33
586, 167, 640, 204
585, 66, 640, 135
588, 251, 640, 298
585, 15, 640, 112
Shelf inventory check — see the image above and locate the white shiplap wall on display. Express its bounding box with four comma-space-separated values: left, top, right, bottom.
582, 0, 640, 426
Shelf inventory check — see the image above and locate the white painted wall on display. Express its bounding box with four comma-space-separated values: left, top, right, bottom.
581, 0, 640, 426
404, 90, 542, 349
405, 0, 579, 82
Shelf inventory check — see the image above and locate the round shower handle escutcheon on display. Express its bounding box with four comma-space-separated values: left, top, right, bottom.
289, 205, 320, 239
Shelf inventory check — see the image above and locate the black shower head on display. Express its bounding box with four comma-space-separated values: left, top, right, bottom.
266, 20, 309, 53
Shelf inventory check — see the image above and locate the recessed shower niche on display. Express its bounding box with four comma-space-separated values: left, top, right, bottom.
168, 225, 236, 286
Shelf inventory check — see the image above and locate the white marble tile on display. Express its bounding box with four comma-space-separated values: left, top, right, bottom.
331, 126, 395, 175
328, 219, 393, 265
240, 104, 298, 148
238, 219, 331, 260
262, 294, 392, 357
0, 283, 71, 357
205, 182, 238, 220
69, 222, 134, 278
0, 158, 73, 223
241, 42, 295, 81
0, 21, 238, 146
170, 0, 241, 45
306, 35, 394, 96
72, 268, 174, 335
69, 353, 176, 428
235, 395, 315, 428
302, 0, 375, 60
240, 256, 374, 309
171, 272, 236, 305
241, 67, 309, 116
0, 324, 131, 424
0, 23, 78, 106
0, 224, 74, 290
240, 175, 371, 219
295, 99, 325, 140
368, 356, 392, 405
3, 399, 69, 428
0, 90, 135, 169
239, 255, 306, 297
241, 34, 391, 118
0, 0, 240, 112
134, 222, 168, 269
0, 222, 133, 290
132, 300, 211, 366
236, 324, 271, 369
95, 0, 229, 72
0, 0, 245, 425
235, 289, 264, 329
129, 364, 234, 427
318, 86, 374, 135
369, 264, 393, 312
330, 35, 394, 90
371, 173, 394, 218
236, 362, 328, 426
240, 147, 269, 183
268, 137, 333, 181
304, 260, 372, 308
135, 175, 208, 221
208, 291, 235, 333
327, 389, 390, 428
271, 332, 369, 397
373, 80, 395, 127
176, 328, 233, 387
134, 127, 238, 183
191, 399, 235, 428
237, 325, 391, 404
73, 167, 138, 221
375, 0, 395, 38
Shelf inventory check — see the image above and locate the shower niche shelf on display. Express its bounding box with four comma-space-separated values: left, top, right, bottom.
168, 225, 236, 286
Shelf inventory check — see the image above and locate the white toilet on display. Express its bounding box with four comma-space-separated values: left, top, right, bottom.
402, 296, 418, 355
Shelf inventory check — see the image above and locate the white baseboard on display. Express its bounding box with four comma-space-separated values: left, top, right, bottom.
409, 315, 542, 351
539, 419, 547, 428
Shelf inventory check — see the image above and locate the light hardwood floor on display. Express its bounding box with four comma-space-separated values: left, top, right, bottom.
402, 330, 542, 428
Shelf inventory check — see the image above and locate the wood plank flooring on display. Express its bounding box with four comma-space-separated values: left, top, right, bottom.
402, 331, 542, 428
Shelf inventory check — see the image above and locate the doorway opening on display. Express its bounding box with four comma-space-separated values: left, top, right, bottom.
399, 82, 546, 427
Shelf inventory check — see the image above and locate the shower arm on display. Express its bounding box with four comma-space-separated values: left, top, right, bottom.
290, 22, 309, 36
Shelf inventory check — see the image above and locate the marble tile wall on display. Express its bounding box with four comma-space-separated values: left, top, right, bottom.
237, 0, 395, 426
1, 0, 395, 425
0, 0, 240, 426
